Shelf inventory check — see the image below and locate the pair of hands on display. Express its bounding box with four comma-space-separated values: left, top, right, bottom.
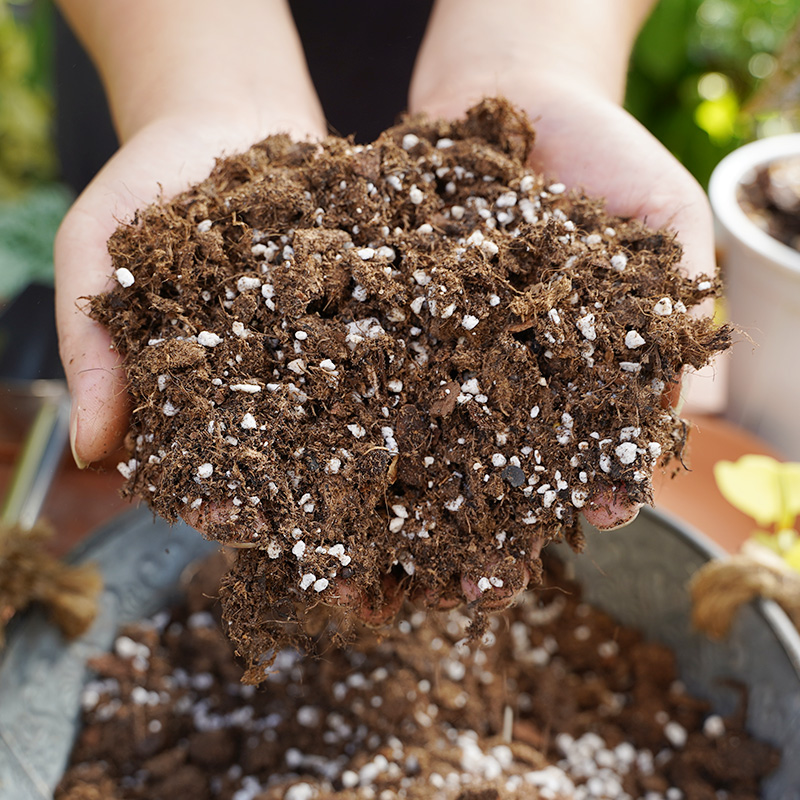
56, 0, 717, 615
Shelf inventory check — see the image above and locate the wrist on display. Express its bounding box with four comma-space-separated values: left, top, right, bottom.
56, 0, 326, 143
411, 70, 616, 131
411, 0, 655, 117
115, 86, 326, 148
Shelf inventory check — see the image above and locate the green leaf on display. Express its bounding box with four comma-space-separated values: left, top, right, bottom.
633, 0, 697, 84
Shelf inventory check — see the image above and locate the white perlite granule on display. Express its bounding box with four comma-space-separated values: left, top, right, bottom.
624, 330, 645, 349
615, 442, 638, 465
576, 313, 596, 341
115, 267, 135, 287
610, 253, 628, 271
653, 297, 673, 316
197, 331, 223, 347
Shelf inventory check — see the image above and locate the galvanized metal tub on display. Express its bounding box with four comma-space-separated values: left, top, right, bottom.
1, 506, 799, 799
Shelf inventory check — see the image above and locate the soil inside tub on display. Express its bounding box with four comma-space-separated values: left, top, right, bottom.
56, 553, 777, 800
91, 98, 729, 679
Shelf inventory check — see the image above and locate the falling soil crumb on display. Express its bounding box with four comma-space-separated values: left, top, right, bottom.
738, 155, 800, 249
56, 553, 777, 800
91, 98, 730, 679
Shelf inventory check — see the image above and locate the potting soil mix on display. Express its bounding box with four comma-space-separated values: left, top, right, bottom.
57, 553, 775, 799
55, 99, 764, 798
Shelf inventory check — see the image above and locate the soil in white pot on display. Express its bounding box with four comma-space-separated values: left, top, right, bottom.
738, 155, 800, 249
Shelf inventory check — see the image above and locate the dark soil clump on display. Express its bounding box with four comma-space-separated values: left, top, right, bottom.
91, 99, 729, 680
56, 554, 777, 800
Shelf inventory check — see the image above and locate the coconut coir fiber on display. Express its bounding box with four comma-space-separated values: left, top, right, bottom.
91, 99, 729, 682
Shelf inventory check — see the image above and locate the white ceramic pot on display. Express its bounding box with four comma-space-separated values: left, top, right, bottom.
709, 134, 800, 459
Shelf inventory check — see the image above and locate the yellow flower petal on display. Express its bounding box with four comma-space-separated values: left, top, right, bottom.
778, 462, 800, 530
752, 529, 783, 554
715, 456, 785, 526
783, 538, 800, 573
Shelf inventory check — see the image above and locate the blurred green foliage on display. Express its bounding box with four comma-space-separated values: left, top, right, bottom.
0, 0, 66, 300
627, 0, 800, 187
0, 183, 70, 295
0, 0, 56, 198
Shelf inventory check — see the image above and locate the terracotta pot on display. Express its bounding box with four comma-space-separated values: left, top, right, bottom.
1, 508, 800, 798
709, 134, 800, 460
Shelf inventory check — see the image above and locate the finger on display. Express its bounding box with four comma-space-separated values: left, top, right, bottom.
179, 501, 273, 548
581, 483, 642, 531
332, 573, 406, 627
410, 579, 463, 611
461, 565, 530, 610
460, 538, 542, 610
662, 374, 683, 411
56, 203, 131, 467
183, 498, 408, 626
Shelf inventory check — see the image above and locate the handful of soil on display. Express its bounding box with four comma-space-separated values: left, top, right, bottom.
91, 99, 729, 681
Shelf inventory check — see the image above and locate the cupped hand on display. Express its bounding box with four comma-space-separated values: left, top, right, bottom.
56, 111, 326, 468
403, 76, 717, 609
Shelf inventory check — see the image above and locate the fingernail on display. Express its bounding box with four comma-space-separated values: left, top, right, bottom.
599, 503, 642, 531
69, 408, 89, 469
